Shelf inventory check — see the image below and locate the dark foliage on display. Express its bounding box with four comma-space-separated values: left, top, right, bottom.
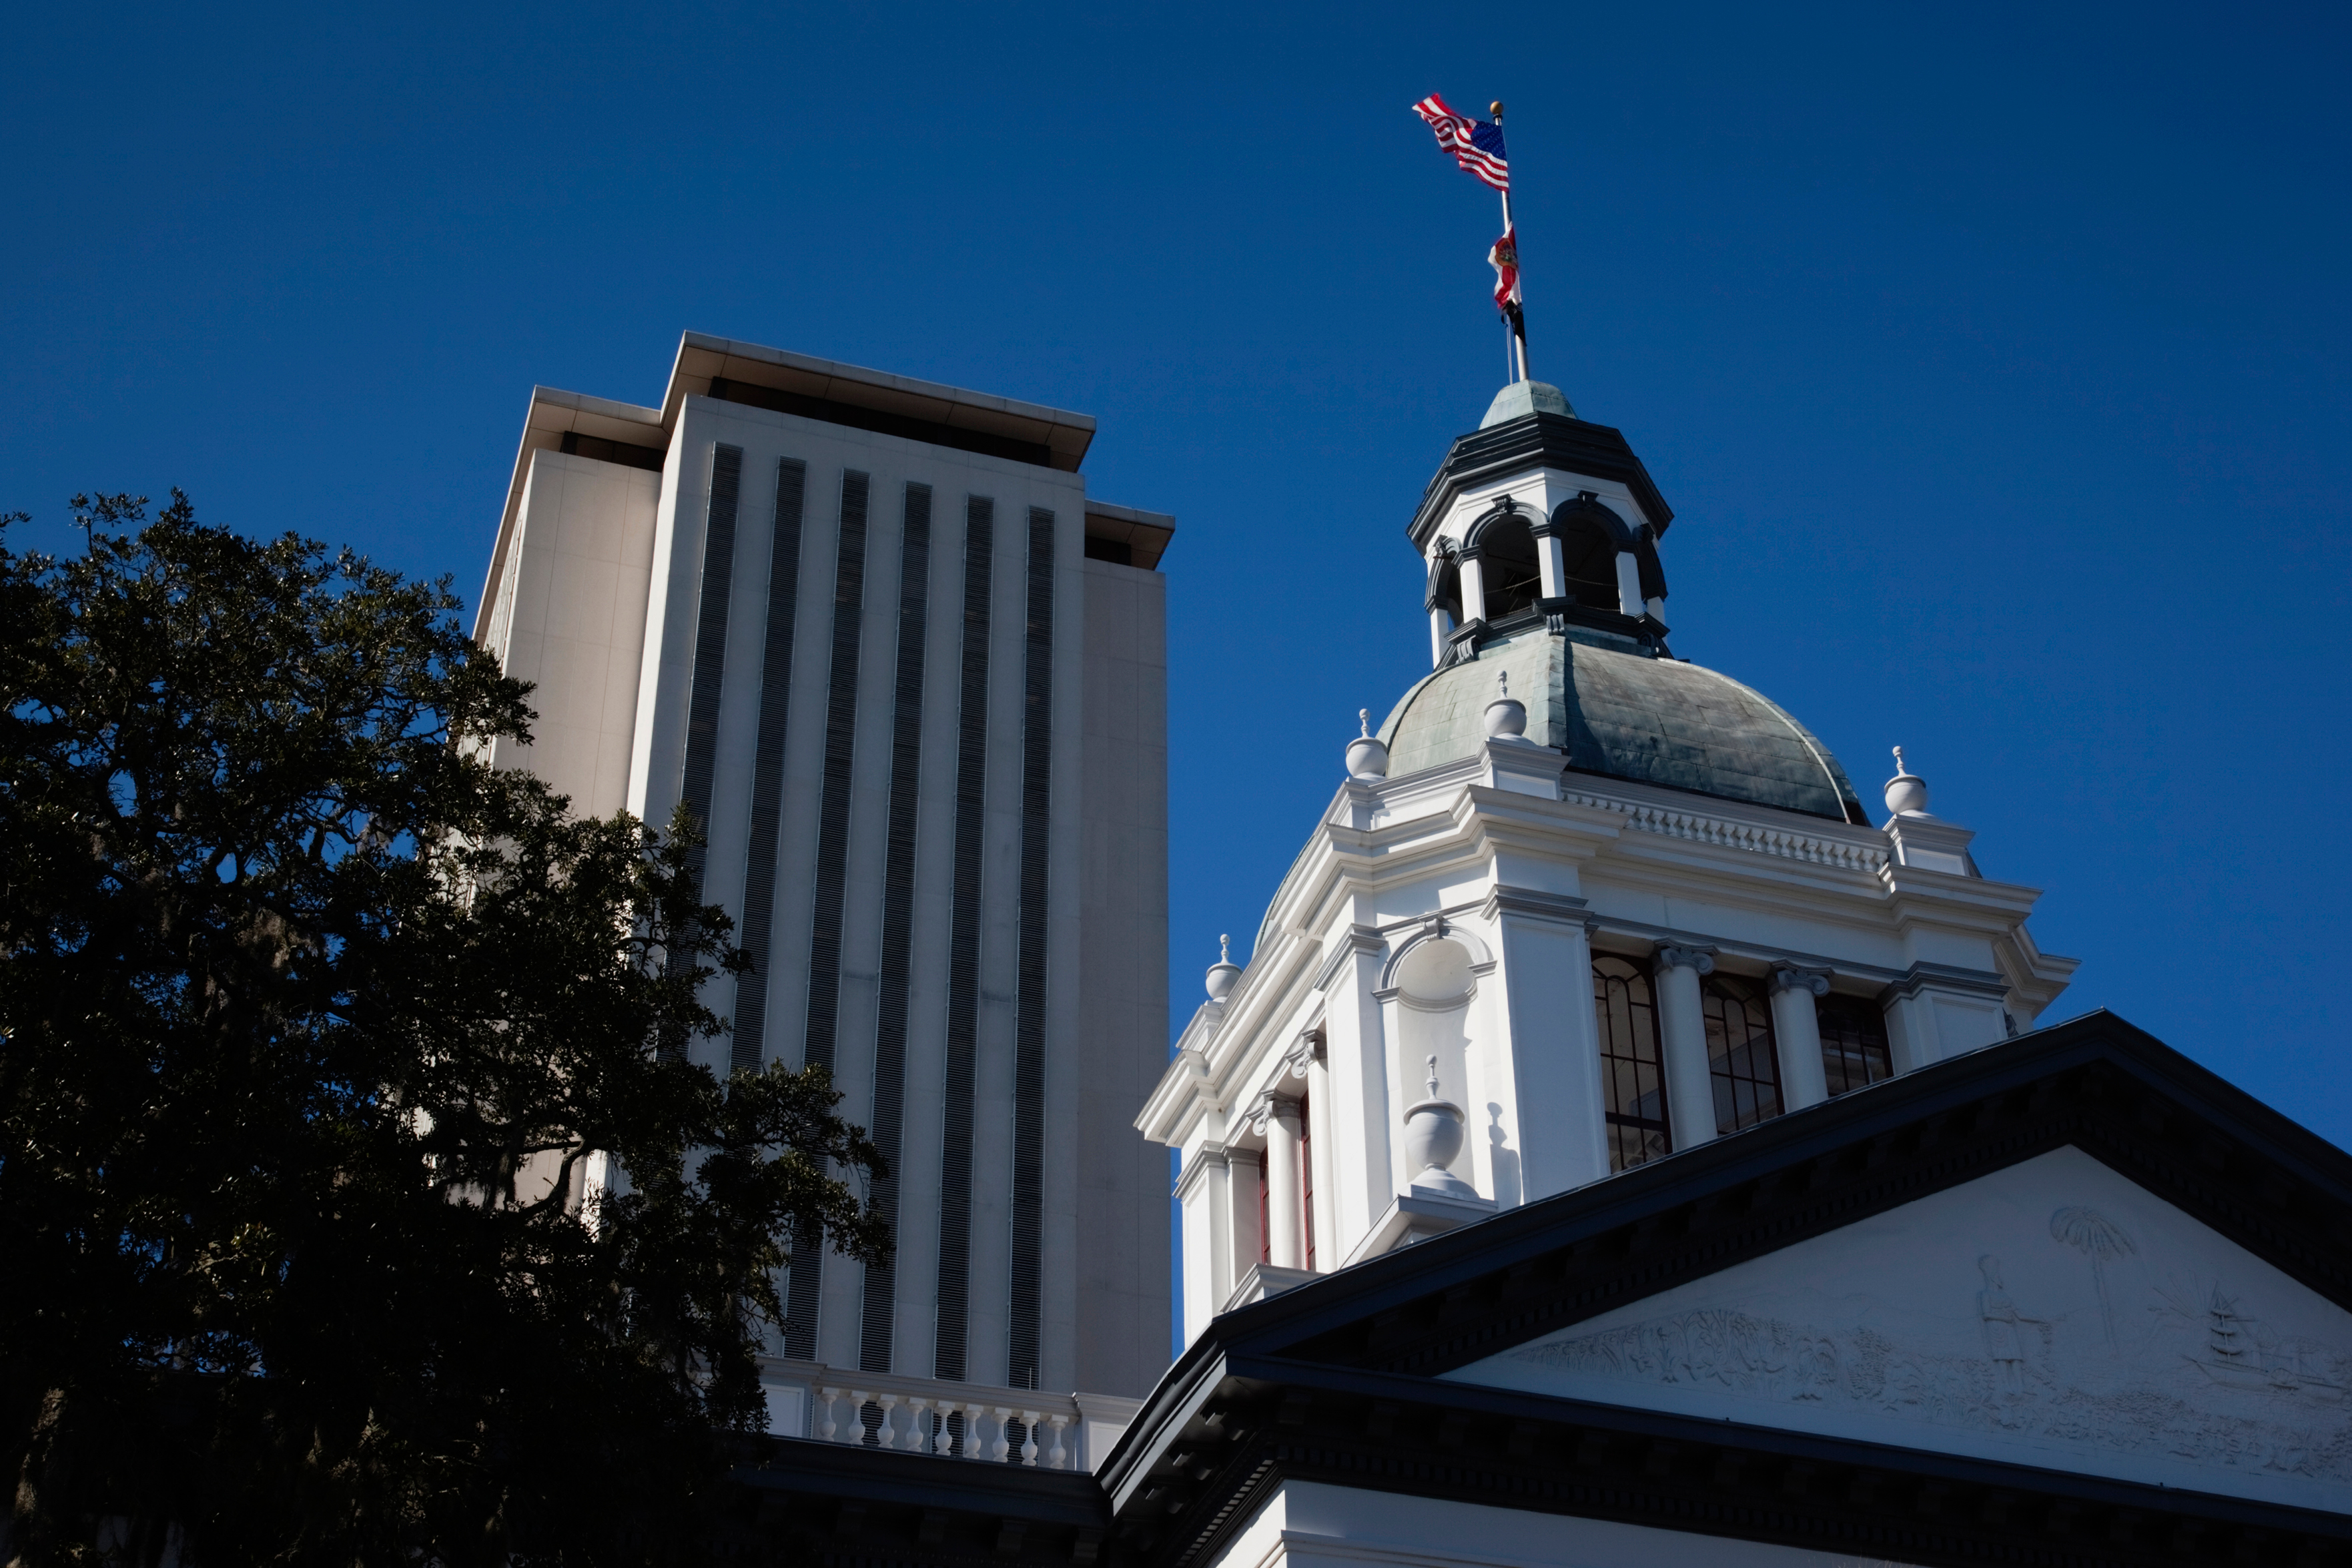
0, 494, 885, 1565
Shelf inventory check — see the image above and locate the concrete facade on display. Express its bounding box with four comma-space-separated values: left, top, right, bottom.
476, 334, 1172, 1407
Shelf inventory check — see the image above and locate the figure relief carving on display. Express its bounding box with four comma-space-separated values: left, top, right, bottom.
1495, 1162, 2352, 1491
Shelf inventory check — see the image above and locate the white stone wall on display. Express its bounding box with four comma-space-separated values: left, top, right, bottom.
482, 449, 660, 817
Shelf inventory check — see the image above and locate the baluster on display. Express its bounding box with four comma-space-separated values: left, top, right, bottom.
1018, 1411, 1042, 1467
990, 1407, 1016, 1463
847, 1391, 872, 1446
903, 1397, 930, 1453
1044, 1413, 1072, 1471
872, 1392, 900, 1449
933, 1401, 957, 1457
816, 1387, 841, 1443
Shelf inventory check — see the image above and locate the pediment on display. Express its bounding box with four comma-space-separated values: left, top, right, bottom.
1447, 1144, 2352, 1512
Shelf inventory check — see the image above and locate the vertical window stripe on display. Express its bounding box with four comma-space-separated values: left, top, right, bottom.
932, 495, 994, 1383
1006, 506, 1056, 1392
677, 443, 744, 895
785, 467, 870, 1360
859, 482, 932, 1374
729, 458, 808, 1076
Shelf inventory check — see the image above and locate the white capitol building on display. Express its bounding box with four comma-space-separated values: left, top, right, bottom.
481, 339, 2352, 1567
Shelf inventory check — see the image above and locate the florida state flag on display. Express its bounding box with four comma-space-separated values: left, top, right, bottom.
1489, 227, 1521, 314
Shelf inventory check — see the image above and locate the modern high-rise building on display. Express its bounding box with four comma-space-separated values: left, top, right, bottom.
474, 333, 1172, 1445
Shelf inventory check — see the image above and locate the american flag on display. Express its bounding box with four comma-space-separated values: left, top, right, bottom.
1412, 93, 1509, 191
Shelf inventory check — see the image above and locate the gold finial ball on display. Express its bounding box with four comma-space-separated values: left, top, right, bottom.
1490, 100, 1505, 117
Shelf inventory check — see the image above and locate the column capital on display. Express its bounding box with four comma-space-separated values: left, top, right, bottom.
1654, 942, 1717, 976
1770, 963, 1832, 998
1282, 1029, 1323, 1080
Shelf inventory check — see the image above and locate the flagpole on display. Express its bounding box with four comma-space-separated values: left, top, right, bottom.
1493, 101, 1529, 384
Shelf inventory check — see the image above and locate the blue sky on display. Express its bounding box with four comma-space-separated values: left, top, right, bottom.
5, 3, 2348, 1151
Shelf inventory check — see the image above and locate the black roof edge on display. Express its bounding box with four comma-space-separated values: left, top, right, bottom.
1106, 1351, 2352, 1568
1409, 412, 1675, 552
1208, 1010, 2352, 1369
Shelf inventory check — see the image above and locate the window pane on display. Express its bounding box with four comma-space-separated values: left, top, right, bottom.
1818, 994, 1894, 1096
1592, 955, 1671, 1170
1702, 973, 1782, 1133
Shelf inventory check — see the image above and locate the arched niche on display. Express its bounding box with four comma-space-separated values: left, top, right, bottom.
1383, 931, 1488, 1192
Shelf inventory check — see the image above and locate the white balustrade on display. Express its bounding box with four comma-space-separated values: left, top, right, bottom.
1563, 790, 1889, 872
793, 1372, 1116, 1471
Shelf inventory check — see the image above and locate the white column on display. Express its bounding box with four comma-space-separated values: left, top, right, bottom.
1457, 553, 1488, 624
1428, 607, 1453, 667
1534, 528, 1567, 599
1482, 893, 1609, 1200
1771, 966, 1832, 1112
1316, 932, 1393, 1256
1264, 1100, 1304, 1270
1653, 945, 1719, 1150
1303, 1046, 1335, 1270
1615, 552, 1646, 617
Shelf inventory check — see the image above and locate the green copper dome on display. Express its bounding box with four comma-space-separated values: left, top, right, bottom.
1378, 627, 1866, 823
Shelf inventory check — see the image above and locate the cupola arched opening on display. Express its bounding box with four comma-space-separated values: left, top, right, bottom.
1547, 496, 1630, 611
1469, 510, 1543, 621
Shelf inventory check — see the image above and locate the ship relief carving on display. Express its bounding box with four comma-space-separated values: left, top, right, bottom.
1501, 1194, 2352, 1484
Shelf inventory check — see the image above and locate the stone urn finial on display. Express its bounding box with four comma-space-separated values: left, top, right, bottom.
1884, 745, 1929, 817
1401, 1054, 1477, 1200
1483, 669, 1528, 742
1204, 933, 1242, 1002
1345, 705, 1390, 779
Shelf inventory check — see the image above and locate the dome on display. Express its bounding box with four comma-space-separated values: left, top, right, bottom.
1377, 626, 1867, 823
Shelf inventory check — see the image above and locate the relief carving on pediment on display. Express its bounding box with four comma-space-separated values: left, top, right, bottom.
1500, 1188, 2352, 1485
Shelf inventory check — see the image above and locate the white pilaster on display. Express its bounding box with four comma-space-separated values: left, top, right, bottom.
1481, 889, 1609, 1201
1314, 931, 1393, 1262
1226, 1148, 1264, 1290
1428, 607, 1452, 667
1174, 1148, 1232, 1343
1614, 551, 1646, 617
1770, 965, 1832, 1112
1264, 1100, 1304, 1270
1653, 945, 1719, 1150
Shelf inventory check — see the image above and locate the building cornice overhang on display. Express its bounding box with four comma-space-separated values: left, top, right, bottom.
1104, 1013, 2352, 1568
1100, 1350, 2352, 1568
1408, 412, 1674, 553
477, 332, 1099, 642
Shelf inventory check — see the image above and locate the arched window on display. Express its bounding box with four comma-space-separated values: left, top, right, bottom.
1555, 515, 1617, 609
1818, 994, 1893, 1096
1591, 955, 1671, 1171
1473, 511, 1543, 621
1702, 973, 1783, 1133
